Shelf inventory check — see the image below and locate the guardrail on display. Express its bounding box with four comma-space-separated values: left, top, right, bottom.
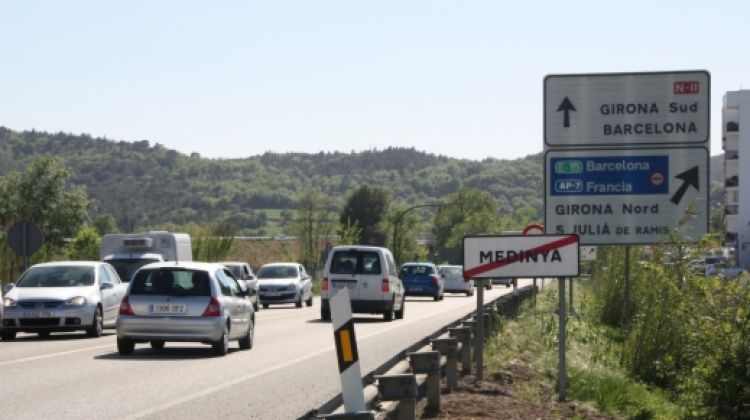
302, 285, 538, 420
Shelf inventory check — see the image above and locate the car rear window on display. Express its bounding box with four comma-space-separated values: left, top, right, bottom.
330, 251, 381, 275
400, 265, 435, 276
439, 267, 462, 276
257, 265, 298, 279
130, 269, 212, 296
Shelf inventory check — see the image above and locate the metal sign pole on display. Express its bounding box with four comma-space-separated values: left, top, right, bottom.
624, 246, 630, 329
569, 276, 574, 314
22, 221, 29, 271
558, 276, 567, 401
475, 279, 485, 383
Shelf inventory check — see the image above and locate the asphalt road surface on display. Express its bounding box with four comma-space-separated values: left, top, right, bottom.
0, 279, 536, 419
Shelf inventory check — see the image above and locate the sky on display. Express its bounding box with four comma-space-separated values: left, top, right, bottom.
1, 1, 748, 161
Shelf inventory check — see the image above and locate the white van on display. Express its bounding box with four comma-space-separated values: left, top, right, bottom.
321, 245, 405, 322
100, 232, 192, 283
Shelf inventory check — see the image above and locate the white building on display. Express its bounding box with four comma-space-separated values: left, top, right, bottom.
723, 90, 750, 268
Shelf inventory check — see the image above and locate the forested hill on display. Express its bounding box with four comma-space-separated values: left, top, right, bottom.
0, 127, 722, 233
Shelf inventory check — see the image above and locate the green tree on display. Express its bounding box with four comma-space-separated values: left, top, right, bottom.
339, 218, 362, 245
432, 187, 504, 250
387, 204, 421, 266
67, 226, 101, 260
340, 185, 391, 246
92, 214, 118, 235
291, 191, 336, 277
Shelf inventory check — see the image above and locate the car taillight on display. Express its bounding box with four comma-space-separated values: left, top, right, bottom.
431, 275, 440, 284
119, 297, 134, 316
202, 297, 221, 317
382, 278, 389, 292
322, 277, 329, 292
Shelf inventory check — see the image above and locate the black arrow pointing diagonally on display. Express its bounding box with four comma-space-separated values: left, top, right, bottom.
557, 96, 576, 128
670, 166, 700, 205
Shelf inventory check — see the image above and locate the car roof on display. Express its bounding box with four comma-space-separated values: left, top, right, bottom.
331, 245, 390, 253
401, 262, 437, 267
437, 264, 462, 268
139, 261, 225, 271
30, 261, 103, 268
219, 261, 249, 266
259, 262, 300, 267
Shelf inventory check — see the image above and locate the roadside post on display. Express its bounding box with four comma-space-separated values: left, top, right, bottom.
329, 288, 366, 414
522, 224, 545, 306
464, 234, 579, 399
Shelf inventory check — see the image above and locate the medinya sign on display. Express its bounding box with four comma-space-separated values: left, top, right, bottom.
463, 234, 579, 278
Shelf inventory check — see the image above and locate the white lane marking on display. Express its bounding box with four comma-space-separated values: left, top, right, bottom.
123, 307, 454, 420
0, 342, 114, 367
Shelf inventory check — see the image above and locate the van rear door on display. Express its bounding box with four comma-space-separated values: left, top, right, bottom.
354, 250, 386, 303
328, 249, 361, 300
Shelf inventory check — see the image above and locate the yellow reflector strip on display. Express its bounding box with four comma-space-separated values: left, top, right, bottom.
339, 329, 353, 362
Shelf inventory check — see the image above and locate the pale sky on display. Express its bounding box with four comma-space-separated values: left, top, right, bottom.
1, 1, 747, 161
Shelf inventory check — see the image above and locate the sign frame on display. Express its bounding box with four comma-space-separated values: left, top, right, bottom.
544, 70, 710, 148
463, 234, 579, 278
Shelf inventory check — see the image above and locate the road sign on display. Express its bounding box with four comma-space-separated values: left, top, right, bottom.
463, 234, 579, 278
7, 220, 44, 257
544, 70, 710, 147
545, 147, 709, 245
580, 246, 597, 261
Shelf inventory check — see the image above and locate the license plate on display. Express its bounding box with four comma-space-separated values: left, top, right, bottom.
150, 304, 187, 315
264, 292, 280, 297
24, 311, 54, 318
410, 286, 422, 292
333, 281, 354, 289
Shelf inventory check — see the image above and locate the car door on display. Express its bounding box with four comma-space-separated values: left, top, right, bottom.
357, 250, 387, 303
98, 265, 119, 325
298, 264, 311, 300
328, 250, 360, 300
217, 269, 247, 336
242, 264, 258, 300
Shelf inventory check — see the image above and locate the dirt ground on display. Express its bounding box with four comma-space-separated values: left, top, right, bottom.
385, 363, 615, 420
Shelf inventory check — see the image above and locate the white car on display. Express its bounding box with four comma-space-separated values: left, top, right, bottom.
321, 245, 405, 322
438, 265, 474, 296
256, 263, 313, 309
221, 262, 259, 311
2, 261, 126, 339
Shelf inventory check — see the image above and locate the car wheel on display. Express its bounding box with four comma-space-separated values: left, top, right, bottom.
295, 293, 303, 308
395, 297, 405, 320
117, 338, 135, 355
306, 293, 313, 307
254, 300, 260, 312
38, 331, 50, 338
150, 340, 165, 350
383, 299, 395, 322
86, 306, 103, 338
321, 304, 331, 321
506, 283, 511, 288
1, 331, 17, 340
212, 325, 229, 356
433, 294, 440, 301
239, 319, 254, 350
262, 303, 269, 309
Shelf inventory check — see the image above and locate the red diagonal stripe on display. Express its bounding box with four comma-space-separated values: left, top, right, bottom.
464, 235, 578, 278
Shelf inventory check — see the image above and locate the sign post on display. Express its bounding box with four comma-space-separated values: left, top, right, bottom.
7, 220, 44, 271
464, 234, 579, 398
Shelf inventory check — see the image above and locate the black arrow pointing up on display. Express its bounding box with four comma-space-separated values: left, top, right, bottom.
670, 166, 700, 205
557, 96, 576, 128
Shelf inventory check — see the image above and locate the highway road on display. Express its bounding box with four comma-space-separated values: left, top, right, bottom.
0, 280, 536, 419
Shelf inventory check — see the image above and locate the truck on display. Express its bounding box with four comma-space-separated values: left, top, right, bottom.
100, 232, 192, 282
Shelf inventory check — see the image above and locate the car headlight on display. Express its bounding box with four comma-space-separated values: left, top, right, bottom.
65, 296, 87, 306
3, 298, 16, 307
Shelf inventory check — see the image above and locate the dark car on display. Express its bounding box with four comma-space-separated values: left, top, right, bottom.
399, 262, 444, 301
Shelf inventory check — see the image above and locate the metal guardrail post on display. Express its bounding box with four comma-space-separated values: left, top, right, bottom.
430, 337, 459, 392
473, 312, 491, 338
448, 326, 472, 374
375, 374, 417, 420
407, 351, 441, 412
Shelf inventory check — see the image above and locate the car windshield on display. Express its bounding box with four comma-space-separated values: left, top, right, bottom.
224, 265, 243, 279
400, 265, 434, 276
17, 266, 95, 288
108, 258, 161, 282
257, 265, 298, 279
330, 251, 381, 275
130, 268, 212, 296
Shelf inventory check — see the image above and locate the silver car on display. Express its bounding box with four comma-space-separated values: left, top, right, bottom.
1, 261, 126, 340
221, 261, 259, 312
116, 262, 254, 356
438, 265, 474, 296
256, 262, 313, 309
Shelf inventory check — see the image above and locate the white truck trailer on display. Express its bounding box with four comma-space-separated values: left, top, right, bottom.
100, 232, 192, 282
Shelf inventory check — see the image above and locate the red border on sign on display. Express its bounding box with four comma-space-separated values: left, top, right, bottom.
464, 235, 577, 278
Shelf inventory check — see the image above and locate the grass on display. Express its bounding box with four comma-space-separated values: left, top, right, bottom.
484, 282, 682, 419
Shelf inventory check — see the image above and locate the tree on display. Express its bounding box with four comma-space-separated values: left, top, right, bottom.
433, 187, 504, 251
291, 192, 336, 277
67, 226, 101, 260
92, 214, 118, 236
340, 185, 391, 246
387, 204, 421, 266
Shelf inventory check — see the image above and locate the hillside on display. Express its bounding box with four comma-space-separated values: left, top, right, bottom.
0, 127, 545, 233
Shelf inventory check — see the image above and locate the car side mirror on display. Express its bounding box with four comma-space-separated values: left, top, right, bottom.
3, 283, 14, 293
100, 283, 114, 290
246, 275, 255, 280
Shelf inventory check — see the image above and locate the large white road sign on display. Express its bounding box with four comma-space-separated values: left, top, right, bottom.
463, 234, 579, 278
544, 71, 710, 147
545, 147, 709, 245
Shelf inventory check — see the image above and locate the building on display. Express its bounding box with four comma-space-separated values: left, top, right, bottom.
723, 90, 750, 268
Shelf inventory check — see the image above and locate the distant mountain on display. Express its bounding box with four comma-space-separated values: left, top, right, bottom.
0, 127, 546, 232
